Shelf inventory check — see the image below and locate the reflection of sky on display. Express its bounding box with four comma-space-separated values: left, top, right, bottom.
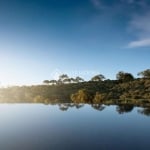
0, 104, 150, 149
0, 0, 150, 85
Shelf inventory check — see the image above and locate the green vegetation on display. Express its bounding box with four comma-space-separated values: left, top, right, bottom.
91, 74, 105, 82
116, 71, 134, 82
138, 69, 150, 79
0, 69, 150, 105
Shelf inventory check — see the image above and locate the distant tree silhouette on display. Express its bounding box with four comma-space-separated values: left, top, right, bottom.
138, 69, 150, 79
63, 78, 71, 84
116, 71, 134, 82
75, 76, 84, 83
43, 80, 50, 85
70, 78, 76, 83
49, 80, 57, 85
59, 74, 69, 84
91, 74, 105, 82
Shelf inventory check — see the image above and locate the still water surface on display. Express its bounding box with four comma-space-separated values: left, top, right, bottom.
0, 104, 150, 150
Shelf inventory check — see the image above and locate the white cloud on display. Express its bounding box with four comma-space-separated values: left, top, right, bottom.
127, 39, 150, 48
127, 11, 150, 48
90, 0, 150, 48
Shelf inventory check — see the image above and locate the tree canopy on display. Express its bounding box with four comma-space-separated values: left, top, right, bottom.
91, 74, 105, 82
116, 71, 134, 82
138, 69, 150, 78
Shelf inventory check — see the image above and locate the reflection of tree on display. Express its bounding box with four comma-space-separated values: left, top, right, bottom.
67, 103, 76, 107
58, 103, 84, 111
58, 104, 69, 111
116, 104, 134, 114
138, 107, 150, 116
55, 103, 150, 115
91, 104, 105, 111
75, 104, 84, 109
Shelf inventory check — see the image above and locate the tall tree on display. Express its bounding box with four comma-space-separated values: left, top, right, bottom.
70, 78, 76, 83
91, 74, 105, 81
75, 76, 84, 83
138, 69, 150, 78
43, 80, 50, 85
49, 80, 57, 85
63, 78, 71, 84
116, 71, 134, 82
59, 74, 69, 83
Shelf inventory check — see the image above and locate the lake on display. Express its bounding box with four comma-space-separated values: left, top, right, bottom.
0, 103, 150, 150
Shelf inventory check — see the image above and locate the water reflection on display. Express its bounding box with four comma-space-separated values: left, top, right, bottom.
138, 107, 150, 116
91, 104, 105, 111
54, 103, 150, 116
0, 100, 150, 116
58, 103, 84, 111
0, 103, 150, 150
116, 104, 134, 114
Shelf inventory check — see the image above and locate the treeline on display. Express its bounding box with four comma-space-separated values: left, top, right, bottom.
71, 69, 150, 103
71, 78, 150, 103
0, 69, 150, 104
42, 69, 150, 85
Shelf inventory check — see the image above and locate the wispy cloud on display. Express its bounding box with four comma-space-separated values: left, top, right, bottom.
90, 0, 150, 48
131, 13, 150, 34
127, 10, 150, 48
127, 39, 150, 48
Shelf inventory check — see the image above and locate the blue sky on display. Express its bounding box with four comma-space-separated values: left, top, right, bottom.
0, 0, 150, 86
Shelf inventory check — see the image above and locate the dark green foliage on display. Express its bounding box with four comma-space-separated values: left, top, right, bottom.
91, 104, 105, 111
43, 80, 50, 85
75, 76, 84, 83
138, 108, 150, 116
116, 71, 134, 82
59, 74, 69, 83
91, 74, 105, 81
138, 69, 150, 78
116, 104, 134, 114
49, 80, 57, 85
